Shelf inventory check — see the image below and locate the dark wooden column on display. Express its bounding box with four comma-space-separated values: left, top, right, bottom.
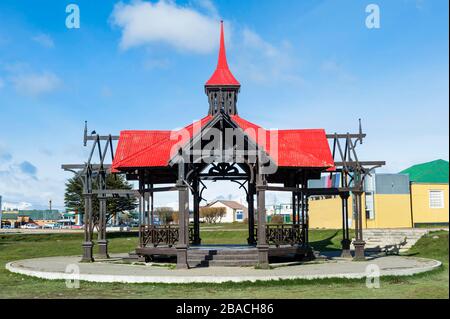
192, 177, 201, 245
150, 184, 154, 225
247, 181, 256, 245
256, 171, 269, 268
300, 189, 306, 244
137, 177, 145, 249
353, 190, 366, 260
97, 196, 109, 259
304, 193, 310, 245
176, 164, 189, 269
81, 174, 94, 262
291, 190, 297, 225
340, 193, 352, 258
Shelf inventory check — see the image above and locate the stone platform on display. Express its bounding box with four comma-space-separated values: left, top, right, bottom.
5, 253, 441, 284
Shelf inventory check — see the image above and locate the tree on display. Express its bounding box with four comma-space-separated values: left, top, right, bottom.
200, 207, 226, 224
155, 207, 175, 224
64, 174, 137, 225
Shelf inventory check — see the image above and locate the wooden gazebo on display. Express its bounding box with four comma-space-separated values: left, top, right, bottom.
63, 22, 384, 269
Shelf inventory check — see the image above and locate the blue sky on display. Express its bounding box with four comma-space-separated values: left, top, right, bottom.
0, 0, 448, 210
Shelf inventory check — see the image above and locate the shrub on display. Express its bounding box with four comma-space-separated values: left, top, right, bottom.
156, 207, 174, 224
270, 215, 284, 224
200, 207, 226, 224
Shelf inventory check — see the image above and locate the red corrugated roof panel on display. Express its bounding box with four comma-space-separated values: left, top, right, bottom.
112, 116, 212, 169
113, 114, 334, 170
231, 115, 334, 168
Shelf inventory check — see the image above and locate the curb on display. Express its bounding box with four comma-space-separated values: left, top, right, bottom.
5, 258, 442, 284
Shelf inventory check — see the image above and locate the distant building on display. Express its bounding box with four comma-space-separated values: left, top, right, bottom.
266, 204, 293, 223
203, 200, 248, 223
401, 159, 449, 227
308, 159, 449, 229
0, 209, 60, 228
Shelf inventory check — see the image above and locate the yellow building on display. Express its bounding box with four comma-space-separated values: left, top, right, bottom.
402, 160, 449, 227
309, 159, 449, 229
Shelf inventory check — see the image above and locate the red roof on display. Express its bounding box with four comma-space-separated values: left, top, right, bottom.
113, 116, 212, 169
231, 115, 334, 168
205, 21, 240, 87
113, 115, 334, 170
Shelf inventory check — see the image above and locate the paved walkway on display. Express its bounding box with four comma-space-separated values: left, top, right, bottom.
5, 254, 441, 284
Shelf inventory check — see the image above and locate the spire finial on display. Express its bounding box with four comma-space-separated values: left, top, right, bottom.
205, 21, 240, 87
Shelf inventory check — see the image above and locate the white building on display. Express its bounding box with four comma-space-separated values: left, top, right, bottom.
203, 200, 248, 223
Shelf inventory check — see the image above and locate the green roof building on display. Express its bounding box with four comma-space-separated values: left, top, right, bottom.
399, 159, 448, 227
399, 159, 449, 184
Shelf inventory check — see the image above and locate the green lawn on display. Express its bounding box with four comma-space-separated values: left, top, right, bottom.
0, 228, 448, 299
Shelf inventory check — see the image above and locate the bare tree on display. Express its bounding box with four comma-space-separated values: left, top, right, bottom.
200, 207, 226, 224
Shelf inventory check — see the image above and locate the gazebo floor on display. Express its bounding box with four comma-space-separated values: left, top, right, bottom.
134, 244, 312, 267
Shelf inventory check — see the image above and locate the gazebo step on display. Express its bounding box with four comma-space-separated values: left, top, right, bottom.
187, 247, 259, 267
188, 249, 258, 256
188, 259, 257, 267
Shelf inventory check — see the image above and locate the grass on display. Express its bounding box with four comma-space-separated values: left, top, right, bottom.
0, 227, 448, 299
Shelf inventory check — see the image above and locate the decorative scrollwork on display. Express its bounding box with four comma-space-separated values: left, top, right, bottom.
208, 162, 239, 176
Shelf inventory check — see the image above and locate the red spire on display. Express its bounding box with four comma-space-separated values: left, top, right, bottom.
206, 21, 240, 87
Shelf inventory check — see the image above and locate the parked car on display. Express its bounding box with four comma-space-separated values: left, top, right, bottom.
22, 223, 40, 229
43, 223, 61, 229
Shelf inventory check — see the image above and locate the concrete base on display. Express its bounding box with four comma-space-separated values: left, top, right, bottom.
257, 245, 269, 269
353, 240, 366, 261
6, 254, 441, 284
97, 240, 109, 259
341, 239, 352, 259
80, 242, 94, 263
176, 246, 189, 269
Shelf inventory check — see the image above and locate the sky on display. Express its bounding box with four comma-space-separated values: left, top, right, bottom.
0, 0, 448, 211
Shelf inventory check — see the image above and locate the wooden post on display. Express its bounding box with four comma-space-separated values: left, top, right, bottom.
353, 190, 366, 260
291, 191, 296, 225
247, 181, 256, 245
176, 162, 189, 269
138, 177, 145, 249
150, 183, 154, 225
304, 194, 309, 245
193, 178, 201, 245
97, 196, 109, 259
256, 170, 269, 268
81, 192, 94, 262
340, 193, 352, 258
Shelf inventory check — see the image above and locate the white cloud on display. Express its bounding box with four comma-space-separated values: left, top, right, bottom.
110, 0, 220, 53
11, 71, 61, 96
235, 28, 302, 85
0, 154, 62, 210
320, 59, 357, 83
194, 0, 219, 18
1, 201, 33, 211
32, 33, 55, 48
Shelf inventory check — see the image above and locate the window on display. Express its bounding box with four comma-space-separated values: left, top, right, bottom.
429, 190, 445, 209
236, 210, 243, 220
365, 192, 375, 219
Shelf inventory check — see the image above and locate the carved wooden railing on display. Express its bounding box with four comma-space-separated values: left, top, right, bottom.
255, 224, 305, 247
140, 224, 195, 248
